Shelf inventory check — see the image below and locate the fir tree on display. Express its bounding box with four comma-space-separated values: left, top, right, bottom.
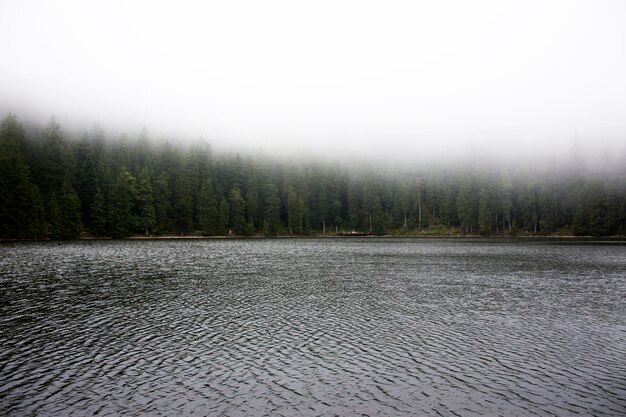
217, 198, 229, 234
264, 183, 281, 235
197, 179, 218, 235
137, 167, 156, 235
108, 167, 138, 237
58, 175, 82, 238
478, 187, 492, 235
90, 186, 107, 236
229, 187, 247, 235
0, 114, 45, 238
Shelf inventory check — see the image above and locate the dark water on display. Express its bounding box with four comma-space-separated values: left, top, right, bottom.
1, 238, 625, 416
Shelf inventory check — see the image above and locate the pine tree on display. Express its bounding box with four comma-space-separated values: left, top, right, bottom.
457, 175, 474, 233
328, 174, 343, 232
264, 183, 281, 234
500, 175, 513, 231
153, 171, 171, 233
287, 186, 304, 234
229, 187, 247, 234
217, 198, 230, 234
245, 174, 259, 230
363, 190, 383, 234
76, 151, 99, 230
348, 179, 363, 230
539, 183, 557, 234
398, 181, 410, 229
39, 117, 70, 237
478, 187, 492, 235
46, 191, 62, 238
318, 174, 330, 233
42, 116, 66, 192
91, 186, 107, 236
108, 167, 138, 237
137, 167, 156, 235
0, 114, 45, 238
522, 183, 538, 234
197, 179, 218, 235
58, 175, 82, 238
172, 164, 193, 233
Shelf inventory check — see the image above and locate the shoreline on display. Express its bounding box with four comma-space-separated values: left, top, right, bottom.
2, 234, 625, 242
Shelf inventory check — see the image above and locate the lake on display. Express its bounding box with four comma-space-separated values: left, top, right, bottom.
1, 238, 625, 416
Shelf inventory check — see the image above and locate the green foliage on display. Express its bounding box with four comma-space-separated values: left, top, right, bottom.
197, 179, 218, 235
478, 187, 492, 235
217, 198, 229, 234
41, 117, 67, 191
457, 176, 474, 233
108, 168, 138, 238
245, 174, 259, 229
76, 151, 99, 230
46, 191, 62, 238
0, 114, 45, 238
153, 171, 171, 233
58, 175, 82, 238
172, 167, 193, 233
539, 184, 557, 234
137, 167, 156, 235
228, 187, 247, 234
287, 187, 304, 234
521, 183, 539, 233
90, 186, 107, 236
1, 113, 625, 238
264, 183, 281, 235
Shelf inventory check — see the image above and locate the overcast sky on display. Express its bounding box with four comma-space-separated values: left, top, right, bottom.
1, 0, 625, 160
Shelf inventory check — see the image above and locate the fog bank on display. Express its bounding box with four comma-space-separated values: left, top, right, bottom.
1, 1, 625, 163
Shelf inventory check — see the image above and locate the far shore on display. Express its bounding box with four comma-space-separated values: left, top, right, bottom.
127, 234, 625, 240
3, 232, 625, 242
10, 233, 623, 241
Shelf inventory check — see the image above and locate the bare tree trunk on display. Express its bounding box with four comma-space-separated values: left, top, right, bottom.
369, 213, 372, 233
322, 220, 326, 234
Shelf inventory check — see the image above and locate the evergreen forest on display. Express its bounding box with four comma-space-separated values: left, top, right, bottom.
1, 114, 625, 239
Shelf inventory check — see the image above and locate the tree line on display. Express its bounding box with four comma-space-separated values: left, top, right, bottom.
1, 114, 625, 239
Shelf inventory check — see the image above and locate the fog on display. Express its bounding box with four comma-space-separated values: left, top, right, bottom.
1, 0, 626, 163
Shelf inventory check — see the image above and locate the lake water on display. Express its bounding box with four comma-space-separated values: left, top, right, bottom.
1, 238, 625, 416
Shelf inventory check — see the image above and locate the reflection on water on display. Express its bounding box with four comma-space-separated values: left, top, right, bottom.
1, 238, 625, 416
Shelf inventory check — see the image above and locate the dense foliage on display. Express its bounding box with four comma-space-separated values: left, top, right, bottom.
1, 114, 625, 238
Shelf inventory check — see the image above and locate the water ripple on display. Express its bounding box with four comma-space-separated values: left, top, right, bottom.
0, 238, 625, 416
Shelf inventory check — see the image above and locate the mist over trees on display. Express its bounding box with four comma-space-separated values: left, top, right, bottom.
1, 114, 625, 239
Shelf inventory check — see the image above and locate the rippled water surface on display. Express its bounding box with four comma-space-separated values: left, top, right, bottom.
1, 238, 625, 416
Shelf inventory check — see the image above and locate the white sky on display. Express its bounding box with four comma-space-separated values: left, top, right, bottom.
1, 0, 625, 160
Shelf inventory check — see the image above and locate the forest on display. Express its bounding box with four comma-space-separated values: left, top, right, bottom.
1, 113, 625, 239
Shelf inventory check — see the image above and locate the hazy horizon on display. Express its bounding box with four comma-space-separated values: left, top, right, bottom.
1, 0, 625, 162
